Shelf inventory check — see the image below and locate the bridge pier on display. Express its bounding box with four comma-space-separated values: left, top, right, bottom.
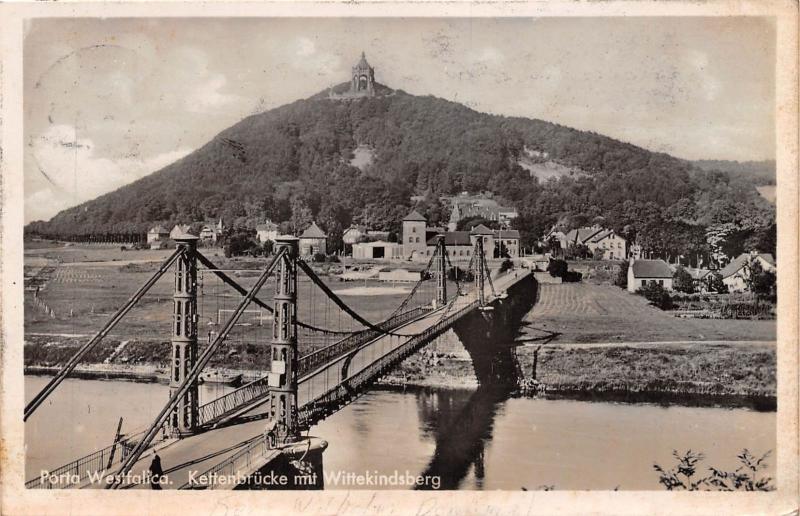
169, 235, 200, 435
267, 237, 300, 444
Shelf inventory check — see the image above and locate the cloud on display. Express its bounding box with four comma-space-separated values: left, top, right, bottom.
295, 37, 316, 57
185, 73, 242, 113
25, 124, 191, 222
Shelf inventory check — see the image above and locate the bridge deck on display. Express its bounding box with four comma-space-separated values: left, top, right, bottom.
84, 269, 530, 489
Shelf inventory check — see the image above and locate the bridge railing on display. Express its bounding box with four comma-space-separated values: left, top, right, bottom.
196, 306, 433, 427
298, 300, 479, 429
178, 436, 267, 490
197, 377, 272, 427
298, 305, 433, 377
26, 431, 144, 489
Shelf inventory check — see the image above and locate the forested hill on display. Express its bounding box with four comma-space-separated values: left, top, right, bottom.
27, 82, 775, 261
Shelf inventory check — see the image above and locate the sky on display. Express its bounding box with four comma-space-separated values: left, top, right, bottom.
23, 17, 776, 223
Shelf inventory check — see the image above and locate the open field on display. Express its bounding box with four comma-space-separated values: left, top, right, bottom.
524, 283, 776, 344
515, 341, 776, 399
23, 242, 458, 369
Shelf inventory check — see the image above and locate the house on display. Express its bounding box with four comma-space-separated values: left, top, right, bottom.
447, 196, 518, 231
562, 225, 627, 259
585, 229, 627, 260
352, 241, 403, 260
170, 224, 192, 240
627, 259, 674, 293
403, 209, 520, 262
299, 222, 327, 257
147, 225, 169, 244
342, 225, 368, 245
256, 220, 279, 244
719, 252, 776, 293
199, 218, 224, 244
685, 268, 713, 293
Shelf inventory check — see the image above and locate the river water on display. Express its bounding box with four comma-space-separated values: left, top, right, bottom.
25, 375, 775, 490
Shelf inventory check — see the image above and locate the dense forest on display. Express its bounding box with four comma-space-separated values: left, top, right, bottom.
26, 83, 775, 265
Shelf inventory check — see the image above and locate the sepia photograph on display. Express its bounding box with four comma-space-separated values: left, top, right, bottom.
1, 2, 798, 514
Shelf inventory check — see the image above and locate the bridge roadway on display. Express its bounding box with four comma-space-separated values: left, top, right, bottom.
90, 270, 530, 489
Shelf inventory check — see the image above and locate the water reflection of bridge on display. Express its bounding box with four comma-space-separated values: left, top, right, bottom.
25, 233, 532, 490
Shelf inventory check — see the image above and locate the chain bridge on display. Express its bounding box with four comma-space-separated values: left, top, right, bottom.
25, 233, 533, 490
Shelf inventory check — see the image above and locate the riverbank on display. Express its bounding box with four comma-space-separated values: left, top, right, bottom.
379, 340, 777, 408
26, 338, 777, 407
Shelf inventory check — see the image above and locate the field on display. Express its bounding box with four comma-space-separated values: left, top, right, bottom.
24, 242, 454, 369
524, 283, 776, 344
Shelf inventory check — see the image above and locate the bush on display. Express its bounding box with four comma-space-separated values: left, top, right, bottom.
547, 259, 568, 278
499, 259, 513, 273
672, 265, 695, 294
654, 449, 774, 491
636, 283, 673, 310
325, 254, 340, 263
311, 252, 326, 263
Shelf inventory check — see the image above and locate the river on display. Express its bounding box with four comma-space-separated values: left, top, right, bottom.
24, 376, 775, 490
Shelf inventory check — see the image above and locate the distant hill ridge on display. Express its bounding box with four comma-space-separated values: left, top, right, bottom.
26, 81, 775, 261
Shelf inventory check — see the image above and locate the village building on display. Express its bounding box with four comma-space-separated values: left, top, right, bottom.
198, 218, 224, 244
447, 196, 518, 231
352, 241, 403, 260
558, 225, 627, 259
584, 229, 627, 260
719, 252, 776, 293
343, 225, 392, 246
627, 259, 674, 293
256, 220, 279, 244
685, 267, 714, 293
299, 222, 328, 257
147, 225, 169, 245
402, 209, 520, 262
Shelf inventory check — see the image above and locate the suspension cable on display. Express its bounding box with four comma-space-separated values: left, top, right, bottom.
296, 259, 430, 338
194, 252, 355, 335
24, 247, 185, 421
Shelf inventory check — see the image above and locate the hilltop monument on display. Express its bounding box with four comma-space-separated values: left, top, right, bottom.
329, 52, 377, 100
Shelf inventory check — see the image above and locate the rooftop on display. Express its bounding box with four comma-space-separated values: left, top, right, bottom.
631, 259, 673, 279
300, 222, 327, 239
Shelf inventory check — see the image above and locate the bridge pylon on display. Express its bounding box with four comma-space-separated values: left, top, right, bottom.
476, 236, 486, 307
268, 236, 300, 444
435, 234, 447, 308
169, 235, 200, 435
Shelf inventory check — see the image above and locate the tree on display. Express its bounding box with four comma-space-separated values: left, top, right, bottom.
672, 265, 695, 294
745, 259, 776, 300
614, 260, 628, 289
547, 259, 568, 278
707, 272, 728, 294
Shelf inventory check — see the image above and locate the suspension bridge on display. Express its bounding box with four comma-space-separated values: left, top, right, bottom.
25, 232, 532, 490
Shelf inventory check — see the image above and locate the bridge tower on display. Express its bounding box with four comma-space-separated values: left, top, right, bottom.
476, 237, 486, 307
268, 236, 300, 444
170, 235, 199, 435
435, 234, 447, 307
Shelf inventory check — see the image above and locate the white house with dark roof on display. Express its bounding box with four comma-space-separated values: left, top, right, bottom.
170, 224, 192, 240
720, 252, 776, 293
299, 222, 327, 256
563, 225, 627, 259
256, 220, 279, 243
627, 259, 674, 293
147, 225, 170, 244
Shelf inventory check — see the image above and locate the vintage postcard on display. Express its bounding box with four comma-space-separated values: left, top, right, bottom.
1, 1, 797, 515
